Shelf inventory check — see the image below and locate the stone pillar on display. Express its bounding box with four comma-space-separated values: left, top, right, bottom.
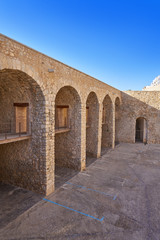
112, 102, 115, 149
45, 101, 55, 196
97, 102, 103, 158
81, 102, 87, 171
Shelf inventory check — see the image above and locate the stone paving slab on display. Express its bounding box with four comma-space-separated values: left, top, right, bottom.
0, 143, 160, 240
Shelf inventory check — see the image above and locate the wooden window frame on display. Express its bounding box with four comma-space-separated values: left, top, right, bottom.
14, 103, 29, 134
14, 103, 29, 107
55, 105, 69, 130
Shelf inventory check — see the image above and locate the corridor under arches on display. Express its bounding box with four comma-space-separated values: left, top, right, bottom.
55, 86, 81, 188
0, 69, 46, 193
86, 92, 99, 166
101, 94, 113, 155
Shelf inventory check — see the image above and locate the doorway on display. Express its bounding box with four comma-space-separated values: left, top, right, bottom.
135, 117, 147, 143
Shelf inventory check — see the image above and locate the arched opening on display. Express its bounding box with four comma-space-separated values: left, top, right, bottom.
0, 69, 46, 193
115, 97, 121, 145
55, 86, 81, 188
135, 117, 147, 143
86, 92, 99, 166
101, 95, 113, 155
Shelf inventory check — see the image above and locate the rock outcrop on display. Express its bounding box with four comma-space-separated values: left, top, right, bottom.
143, 75, 160, 91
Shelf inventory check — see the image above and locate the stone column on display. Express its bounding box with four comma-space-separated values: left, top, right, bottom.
45, 100, 55, 195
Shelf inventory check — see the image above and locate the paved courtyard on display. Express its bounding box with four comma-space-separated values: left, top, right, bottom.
0, 143, 160, 240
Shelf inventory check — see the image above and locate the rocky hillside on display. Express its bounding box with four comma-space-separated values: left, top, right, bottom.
143, 75, 160, 91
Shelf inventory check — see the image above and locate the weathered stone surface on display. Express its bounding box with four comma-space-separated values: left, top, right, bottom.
117, 91, 160, 144
86, 92, 99, 157
2, 34, 160, 197
55, 86, 81, 170
0, 34, 121, 195
102, 95, 113, 148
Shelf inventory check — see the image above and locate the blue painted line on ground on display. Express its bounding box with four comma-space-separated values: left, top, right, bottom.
65, 182, 117, 200
43, 198, 104, 222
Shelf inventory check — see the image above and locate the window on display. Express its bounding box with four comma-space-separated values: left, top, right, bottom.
14, 103, 29, 133
86, 107, 89, 127
56, 106, 69, 129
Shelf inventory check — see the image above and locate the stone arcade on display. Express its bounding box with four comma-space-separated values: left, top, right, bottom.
0, 34, 160, 195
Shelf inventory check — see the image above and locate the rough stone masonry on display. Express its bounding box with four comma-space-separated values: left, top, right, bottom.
0, 33, 160, 195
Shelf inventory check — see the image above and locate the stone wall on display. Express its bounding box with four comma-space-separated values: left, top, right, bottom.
0, 70, 34, 132
0, 33, 121, 195
117, 91, 160, 144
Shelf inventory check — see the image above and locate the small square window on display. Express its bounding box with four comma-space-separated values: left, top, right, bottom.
56, 106, 69, 129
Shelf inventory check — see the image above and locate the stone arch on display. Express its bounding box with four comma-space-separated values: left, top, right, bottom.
86, 91, 99, 163
135, 117, 147, 143
54, 83, 82, 103
0, 58, 43, 90
55, 85, 81, 184
115, 97, 121, 144
101, 94, 113, 151
0, 69, 47, 194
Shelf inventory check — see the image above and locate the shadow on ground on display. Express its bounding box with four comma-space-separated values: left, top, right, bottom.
1, 143, 160, 240
0, 182, 43, 229
55, 166, 79, 189
86, 147, 111, 167
101, 147, 111, 156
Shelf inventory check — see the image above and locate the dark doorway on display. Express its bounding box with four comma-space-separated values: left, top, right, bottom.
135, 117, 147, 143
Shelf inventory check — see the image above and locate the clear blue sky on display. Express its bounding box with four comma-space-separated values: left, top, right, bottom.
0, 0, 160, 90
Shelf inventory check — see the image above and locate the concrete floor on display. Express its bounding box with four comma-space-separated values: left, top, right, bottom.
0, 143, 160, 240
